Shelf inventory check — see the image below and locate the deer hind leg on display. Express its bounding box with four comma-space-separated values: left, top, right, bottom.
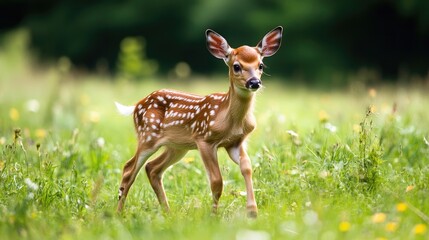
145, 148, 188, 212
117, 145, 158, 212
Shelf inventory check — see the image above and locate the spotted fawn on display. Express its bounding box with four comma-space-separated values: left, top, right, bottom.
116, 26, 283, 218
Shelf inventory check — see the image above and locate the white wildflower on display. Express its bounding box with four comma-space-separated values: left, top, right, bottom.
24, 178, 39, 191
286, 130, 299, 137
303, 210, 319, 226
277, 114, 286, 123
96, 137, 105, 148
27, 192, 35, 200
236, 229, 271, 240
319, 170, 330, 178
26, 99, 40, 113
279, 221, 298, 235
324, 122, 337, 133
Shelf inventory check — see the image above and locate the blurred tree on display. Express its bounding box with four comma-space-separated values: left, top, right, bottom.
117, 36, 158, 80
0, 0, 428, 82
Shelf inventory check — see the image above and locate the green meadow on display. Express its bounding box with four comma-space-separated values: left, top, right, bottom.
1, 39, 429, 239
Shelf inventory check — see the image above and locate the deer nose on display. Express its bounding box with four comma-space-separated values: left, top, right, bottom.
245, 77, 262, 90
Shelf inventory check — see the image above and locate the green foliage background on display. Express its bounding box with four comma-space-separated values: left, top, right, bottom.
1, 0, 429, 82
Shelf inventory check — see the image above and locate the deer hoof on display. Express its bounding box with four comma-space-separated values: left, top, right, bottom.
118, 188, 124, 200
247, 210, 258, 218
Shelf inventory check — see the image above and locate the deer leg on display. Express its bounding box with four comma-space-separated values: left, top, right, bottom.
197, 142, 223, 213
226, 144, 258, 218
117, 146, 157, 212
145, 148, 188, 212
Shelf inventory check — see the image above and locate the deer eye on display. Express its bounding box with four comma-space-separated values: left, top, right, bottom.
259, 63, 264, 71
233, 63, 241, 73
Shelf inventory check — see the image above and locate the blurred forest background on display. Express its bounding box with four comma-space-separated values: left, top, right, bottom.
1, 0, 429, 84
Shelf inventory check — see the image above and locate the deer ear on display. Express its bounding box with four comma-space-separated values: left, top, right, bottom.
206, 29, 232, 60
257, 26, 283, 57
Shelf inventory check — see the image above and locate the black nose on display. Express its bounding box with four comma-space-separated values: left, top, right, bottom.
245, 78, 262, 90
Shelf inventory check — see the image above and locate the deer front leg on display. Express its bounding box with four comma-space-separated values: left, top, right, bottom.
226, 144, 258, 218
197, 141, 223, 213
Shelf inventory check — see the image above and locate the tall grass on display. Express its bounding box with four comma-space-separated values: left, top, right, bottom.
1, 30, 429, 239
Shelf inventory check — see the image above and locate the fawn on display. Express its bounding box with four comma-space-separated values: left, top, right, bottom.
115, 26, 283, 217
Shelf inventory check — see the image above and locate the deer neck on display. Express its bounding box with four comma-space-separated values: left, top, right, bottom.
225, 81, 256, 125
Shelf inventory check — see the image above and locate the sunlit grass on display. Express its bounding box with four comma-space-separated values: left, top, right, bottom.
1, 50, 429, 239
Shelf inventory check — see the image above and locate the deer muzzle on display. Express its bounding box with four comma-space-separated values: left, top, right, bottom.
245, 77, 262, 91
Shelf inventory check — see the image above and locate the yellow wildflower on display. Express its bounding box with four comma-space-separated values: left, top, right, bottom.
385, 222, 398, 232
372, 213, 386, 223
80, 94, 90, 106
319, 110, 329, 123
89, 111, 100, 123
353, 124, 361, 133
413, 224, 427, 235
35, 129, 47, 139
406, 185, 414, 192
368, 88, 377, 98
339, 221, 351, 232
396, 202, 407, 212
183, 156, 195, 163
8, 214, 15, 224
9, 108, 20, 121
0, 160, 5, 171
